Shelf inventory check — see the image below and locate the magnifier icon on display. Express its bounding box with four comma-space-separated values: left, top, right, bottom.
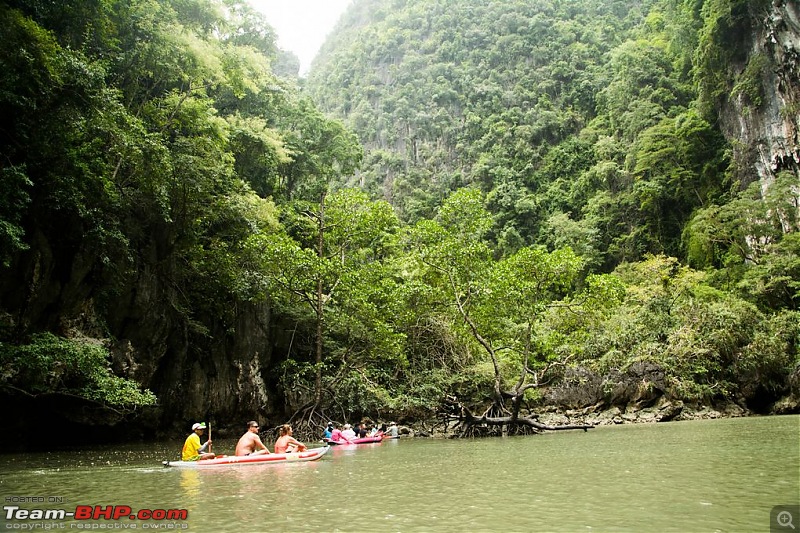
778, 511, 796, 530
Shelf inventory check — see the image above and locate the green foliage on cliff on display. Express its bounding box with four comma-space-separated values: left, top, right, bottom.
0, 0, 362, 420
306, 0, 743, 270
564, 255, 798, 402
0, 333, 157, 409
303, 0, 799, 412
0, 0, 797, 434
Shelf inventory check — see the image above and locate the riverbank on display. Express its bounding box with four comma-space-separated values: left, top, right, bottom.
530, 361, 800, 428
404, 397, 799, 439
403, 360, 800, 438
534, 398, 755, 427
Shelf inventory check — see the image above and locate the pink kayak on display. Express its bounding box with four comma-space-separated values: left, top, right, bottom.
163, 446, 330, 467
325, 435, 382, 445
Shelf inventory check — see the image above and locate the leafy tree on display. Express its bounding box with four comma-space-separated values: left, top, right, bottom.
244, 190, 400, 425
2, 0, 797, 443
0, 333, 157, 413
631, 109, 730, 255
685, 171, 799, 309
408, 188, 596, 434
564, 255, 799, 406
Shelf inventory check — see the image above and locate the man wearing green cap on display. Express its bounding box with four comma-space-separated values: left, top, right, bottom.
182, 422, 215, 461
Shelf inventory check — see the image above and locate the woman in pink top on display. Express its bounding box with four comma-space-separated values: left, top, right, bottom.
328, 423, 344, 443
274, 424, 307, 453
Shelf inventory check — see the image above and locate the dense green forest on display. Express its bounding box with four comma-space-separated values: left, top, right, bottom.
0, 0, 797, 444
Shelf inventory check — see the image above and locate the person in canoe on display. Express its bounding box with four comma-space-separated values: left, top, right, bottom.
182, 422, 215, 461
323, 422, 334, 440
341, 423, 357, 442
328, 422, 344, 443
235, 420, 271, 456
274, 424, 307, 453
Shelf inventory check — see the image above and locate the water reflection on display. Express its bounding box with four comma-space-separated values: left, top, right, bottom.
179, 469, 201, 498
329, 441, 384, 457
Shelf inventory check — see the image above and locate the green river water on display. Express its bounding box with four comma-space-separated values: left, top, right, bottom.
1, 415, 798, 533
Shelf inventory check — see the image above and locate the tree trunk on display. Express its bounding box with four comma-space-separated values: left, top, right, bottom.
448, 277, 504, 405
313, 191, 326, 409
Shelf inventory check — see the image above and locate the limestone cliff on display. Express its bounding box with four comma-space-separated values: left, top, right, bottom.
0, 225, 282, 447
720, 0, 799, 189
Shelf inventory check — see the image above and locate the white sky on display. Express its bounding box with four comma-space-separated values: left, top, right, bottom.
247, 0, 353, 75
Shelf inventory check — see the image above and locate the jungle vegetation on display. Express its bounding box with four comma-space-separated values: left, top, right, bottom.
0, 0, 797, 436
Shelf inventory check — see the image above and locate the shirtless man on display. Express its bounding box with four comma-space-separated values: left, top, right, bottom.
235, 421, 270, 456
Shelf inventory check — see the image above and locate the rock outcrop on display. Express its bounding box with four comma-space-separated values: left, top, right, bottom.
720, 0, 799, 189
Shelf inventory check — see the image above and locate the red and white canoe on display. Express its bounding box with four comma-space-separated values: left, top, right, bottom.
163, 446, 330, 467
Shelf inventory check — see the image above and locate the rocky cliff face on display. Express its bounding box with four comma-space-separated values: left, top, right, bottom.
0, 224, 280, 447
721, 0, 799, 189
106, 272, 278, 439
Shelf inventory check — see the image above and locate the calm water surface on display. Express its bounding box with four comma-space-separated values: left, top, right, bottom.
1, 416, 798, 532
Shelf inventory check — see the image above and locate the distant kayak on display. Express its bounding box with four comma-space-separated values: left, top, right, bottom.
325, 435, 383, 445
163, 446, 330, 467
